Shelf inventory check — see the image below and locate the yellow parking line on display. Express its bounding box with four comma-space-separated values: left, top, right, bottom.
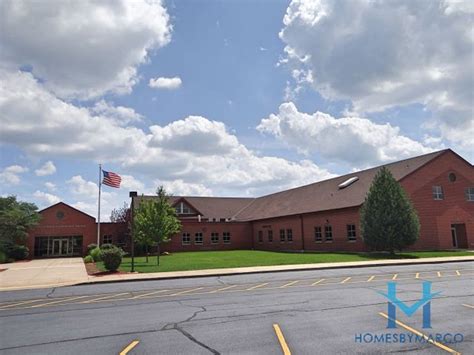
367, 276, 375, 282
209, 285, 238, 293
119, 340, 139, 355
0, 299, 44, 310
341, 277, 351, 284
132, 289, 170, 299
378, 313, 460, 354
455, 270, 461, 276
280, 281, 299, 288
437, 271, 442, 278
246, 283, 269, 291
30, 295, 90, 308
461, 304, 474, 309
169, 287, 204, 296
415, 273, 420, 279
392, 274, 398, 280
273, 324, 291, 355
81, 293, 129, 304
312, 279, 325, 286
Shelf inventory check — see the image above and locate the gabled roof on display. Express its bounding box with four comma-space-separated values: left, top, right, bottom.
232, 149, 449, 221
38, 202, 96, 221
132, 195, 254, 219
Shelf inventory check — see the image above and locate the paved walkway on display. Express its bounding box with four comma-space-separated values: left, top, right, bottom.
1, 255, 473, 291
0, 258, 88, 291
80, 255, 474, 285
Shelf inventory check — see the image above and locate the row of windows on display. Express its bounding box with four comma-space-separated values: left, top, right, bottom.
257, 225, 357, 243
432, 186, 474, 201
182, 232, 231, 245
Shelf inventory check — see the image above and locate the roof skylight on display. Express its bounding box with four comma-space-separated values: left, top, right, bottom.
338, 176, 359, 189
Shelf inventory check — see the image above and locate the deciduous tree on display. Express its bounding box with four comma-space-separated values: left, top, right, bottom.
134, 187, 181, 265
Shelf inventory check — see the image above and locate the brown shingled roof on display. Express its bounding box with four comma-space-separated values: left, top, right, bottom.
133, 195, 254, 219
232, 149, 449, 221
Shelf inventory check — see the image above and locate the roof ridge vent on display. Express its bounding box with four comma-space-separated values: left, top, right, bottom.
338, 176, 359, 189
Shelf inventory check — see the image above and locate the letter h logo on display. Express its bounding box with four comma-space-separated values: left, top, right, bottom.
378, 281, 440, 329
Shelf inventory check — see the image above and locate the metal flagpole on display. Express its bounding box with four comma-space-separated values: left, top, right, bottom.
97, 164, 102, 246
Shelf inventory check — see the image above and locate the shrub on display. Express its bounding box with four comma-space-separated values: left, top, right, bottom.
83, 255, 94, 263
0, 251, 8, 264
100, 243, 115, 250
8, 245, 29, 260
101, 247, 122, 272
87, 243, 97, 254
90, 247, 102, 262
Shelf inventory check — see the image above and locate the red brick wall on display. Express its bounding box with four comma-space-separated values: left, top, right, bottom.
252, 215, 303, 251
27, 203, 97, 256
400, 150, 474, 250
161, 221, 253, 252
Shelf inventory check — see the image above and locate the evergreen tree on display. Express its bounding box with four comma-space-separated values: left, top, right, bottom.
360, 167, 420, 253
134, 186, 181, 265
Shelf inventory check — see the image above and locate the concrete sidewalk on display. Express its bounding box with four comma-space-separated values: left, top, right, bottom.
1, 255, 473, 291
79, 255, 474, 286
0, 258, 89, 291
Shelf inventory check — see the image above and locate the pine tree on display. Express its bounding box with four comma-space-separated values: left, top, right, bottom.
360, 167, 420, 253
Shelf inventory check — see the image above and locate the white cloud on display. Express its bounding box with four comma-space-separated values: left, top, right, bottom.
0, 70, 335, 197
33, 190, 60, 205
258, 102, 433, 166
158, 179, 213, 196
120, 175, 145, 191
91, 100, 143, 126
44, 182, 56, 191
67, 175, 99, 197
0, 0, 171, 99
149, 76, 182, 90
0, 165, 28, 185
280, 0, 473, 154
35, 161, 56, 176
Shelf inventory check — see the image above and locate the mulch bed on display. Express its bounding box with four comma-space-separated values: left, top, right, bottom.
84, 262, 129, 277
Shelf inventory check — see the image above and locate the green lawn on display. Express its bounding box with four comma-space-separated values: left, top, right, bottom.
96, 250, 473, 273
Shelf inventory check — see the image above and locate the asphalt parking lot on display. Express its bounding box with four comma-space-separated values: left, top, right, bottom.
0, 261, 472, 354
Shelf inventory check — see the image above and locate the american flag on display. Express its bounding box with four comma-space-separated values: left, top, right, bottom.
102, 170, 121, 188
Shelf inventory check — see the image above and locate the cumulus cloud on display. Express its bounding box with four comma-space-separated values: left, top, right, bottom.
44, 182, 56, 191
91, 100, 143, 126
0, 165, 28, 185
0, 0, 171, 99
33, 190, 60, 205
0, 70, 334, 196
280, 0, 473, 153
67, 175, 99, 197
35, 161, 56, 176
149, 76, 182, 90
158, 179, 213, 196
258, 102, 433, 166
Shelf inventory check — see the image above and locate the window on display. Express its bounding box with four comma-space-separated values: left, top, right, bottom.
466, 187, 474, 202
175, 202, 193, 214
280, 229, 285, 242
211, 232, 219, 244
347, 224, 356, 241
223, 232, 231, 244
448, 173, 456, 182
194, 232, 203, 245
258, 230, 263, 243
325, 225, 333, 241
287, 229, 293, 242
267, 230, 273, 243
314, 227, 322, 242
432, 186, 444, 200
182, 233, 191, 245
102, 235, 113, 244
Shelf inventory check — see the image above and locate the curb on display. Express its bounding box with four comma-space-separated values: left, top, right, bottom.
76, 256, 474, 287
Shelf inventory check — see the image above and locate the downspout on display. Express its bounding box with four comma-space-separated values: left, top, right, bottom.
300, 214, 305, 252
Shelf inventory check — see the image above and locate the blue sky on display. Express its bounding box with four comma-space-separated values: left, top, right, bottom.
0, 0, 472, 220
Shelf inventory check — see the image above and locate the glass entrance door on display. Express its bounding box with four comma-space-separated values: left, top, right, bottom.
52, 238, 70, 256
451, 226, 458, 248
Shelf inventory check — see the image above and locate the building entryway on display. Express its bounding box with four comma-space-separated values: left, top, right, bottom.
34, 236, 83, 258
451, 224, 468, 249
